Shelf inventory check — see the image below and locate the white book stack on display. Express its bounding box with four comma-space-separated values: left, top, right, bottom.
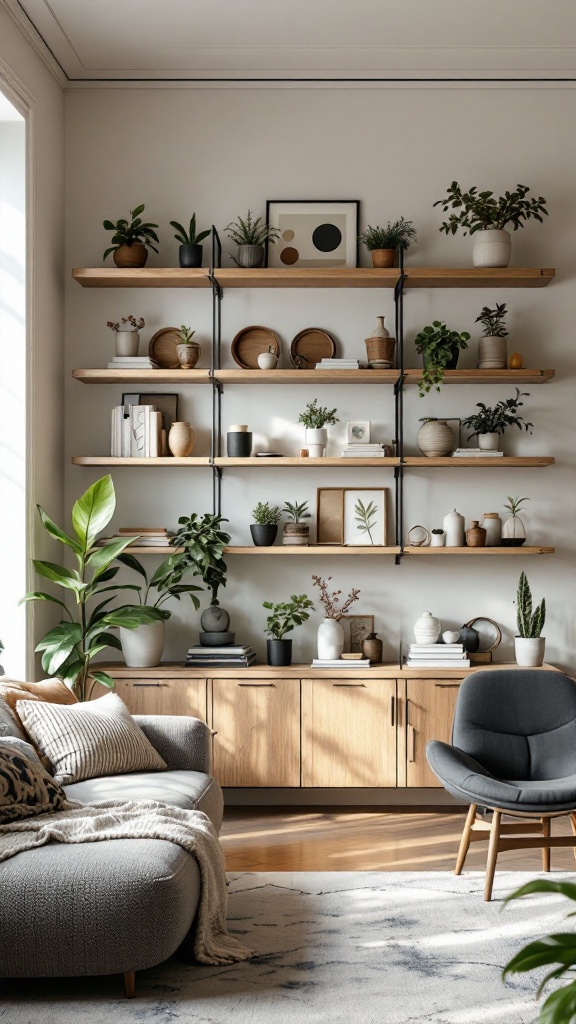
341, 443, 391, 458
111, 404, 162, 457
405, 643, 471, 669
451, 448, 503, 458
107, 355, 156, 370
316, 358, 365, 370
311, 658, 371, 668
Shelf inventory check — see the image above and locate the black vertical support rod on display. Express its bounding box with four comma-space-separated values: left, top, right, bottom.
393, 249, 407, 565
209, 226, 223, 516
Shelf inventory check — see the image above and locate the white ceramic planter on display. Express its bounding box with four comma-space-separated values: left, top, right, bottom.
115, 331, 140, 357
317, 618, 344, 660
414, 611, 441, 645
430, 531, 446, 547
515, 636, 545, 667
120, 620, 165, 668
472, 229, 511, 269
478, 432, 500, 451
305, 427, 327, 458
478, 336, 507, 369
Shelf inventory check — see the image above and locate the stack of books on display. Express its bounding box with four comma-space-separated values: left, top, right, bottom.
405, 643, 470, 669
341, 443, 391, 458
311, 657, 371, 669
96, 527, 174, 549
451, 448, 503, 458
185, 644, 257, 668
107, 355, 155, 370
315, 358, 366, 370
111, 404, 162, 457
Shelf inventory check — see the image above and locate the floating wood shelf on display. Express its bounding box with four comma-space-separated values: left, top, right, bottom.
214, 457, 400, 467
404, 546, 554, 556
71, 457, 211, 466
224, 545, 401, 556
72, 268, 210, 288
403, 368, 555, 386
214, 369, 398, 385
114, 546, 183, 555
403, 456, 555, 468
72, 369, 211, 384
123, 544, 554, 557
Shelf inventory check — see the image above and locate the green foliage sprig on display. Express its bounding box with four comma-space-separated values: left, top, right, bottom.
172, 512, 231, 607
358, 218, 417, 251
170, 214, 210, 247
475, 303, 508, 337
354, 498, 378, 544
282, 501, 311, 524
414, 321, 470, 397
462, 388, 533, 439
298, 400, 339, 429
252, 502, 281, 526
103, 204, 159, 261
177, 325, 196, 345
434, 182, 548, 235
263, 595, 314, 640
515, 571, 546, 638
503, 495, 529, 517
226, 211, 280, 247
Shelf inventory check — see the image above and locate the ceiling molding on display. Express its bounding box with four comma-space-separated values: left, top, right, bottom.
3, 0, 67, 85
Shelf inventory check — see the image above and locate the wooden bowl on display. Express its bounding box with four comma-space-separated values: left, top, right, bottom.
290, 328, 336, 369
231, 326, 281, 369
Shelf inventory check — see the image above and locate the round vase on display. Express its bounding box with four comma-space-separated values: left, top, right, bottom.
459, 625, 480, 653
443, 508, 465, 547
362, 632, 383, 664
305, 427, 327, 457
168, 421, 194, 457
236, 244, 264, 268
179, 244, 203, 268
478, 336, 507, 369
257, 351, 278, 369
472, 229, 511, 269
414, 612, 441, 645
371, 249, 395, 268
502, 514, 526, 547
120, 620, 165, 668
283, 522, 310, 546
317, 618, 345, 660
417, 419, 456, 458
200, 606, 231, 633
250, 524, 278, 546
481, 513, 502, 546
515, 636, 545, 667
267, 639, 292, 667
177, 342, 200, 369
466, 520, 486, 547
113, 243, 148, 268
115, 331, 140, 357
478, 432, 500, 451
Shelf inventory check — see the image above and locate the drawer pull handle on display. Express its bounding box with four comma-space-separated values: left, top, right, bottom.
407, 724, 416, 762
390, 694, 395, 727
332, 683, 366, 688
435, 683, 461, 688
237, 683, 276, 688
132, 683, 166, 688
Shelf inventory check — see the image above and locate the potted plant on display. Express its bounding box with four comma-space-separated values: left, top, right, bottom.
225, 211, 280, 268
475, 302, 508, 369
170, 213, 211, 269
311, 575, 361, 661
298, 400, 339, 457
461, 388, 533, 451
281, 500, 311, 546
172, 512, 232, 635
434, 182, 548, 268
514, 571, 546, 666
250, 502, 281, 546
262, 594, 314, 667
502, 495, 529, 546
106, 315, 145, 357
19, 475, 165, 700
176, 325, 200, 369
103, 204, 159, 268
414, 321, 470, 397
358, 217, 417, 268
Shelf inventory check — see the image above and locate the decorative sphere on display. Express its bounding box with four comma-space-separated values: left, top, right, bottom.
200, 606, 230, 633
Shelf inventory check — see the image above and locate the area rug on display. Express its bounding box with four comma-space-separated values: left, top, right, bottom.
2, 871, 572, 1023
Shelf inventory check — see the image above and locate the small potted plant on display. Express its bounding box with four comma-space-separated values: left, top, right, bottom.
433, 182, 548, 268
514, 571, 546, 667
225, 211, 280, 268
107, 315, 145, 357
358, 217, 417, 268
414, 321, 470, 397
173, 512, 232, 636
462, 388, 533, 451
176, 325, 200, 369
502, 495, 529, 546
263, 594, 314, 667
311, 575, 361, 661
103, 204, 159, 268
281, 500, 311, 546
250, 502, 281, 546
298, 400, 339, 457
475, 303, 508, 369
170, 213, 211, 268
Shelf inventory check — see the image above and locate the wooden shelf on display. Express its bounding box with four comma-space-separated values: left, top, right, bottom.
225, 545, 400, 555
214, 457, 400, 467
72, 457, 211, 466
106, 543, 554, 557
403, 456, 555, 468
72, 369, 211, 384
403, 368, 555, 386
215, 369, 398, 385
100, 660, 549, 679
405, 545, 554, 556
72, 268, 211, 288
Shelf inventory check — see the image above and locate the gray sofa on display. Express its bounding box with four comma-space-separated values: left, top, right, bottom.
0, 707, 223, 986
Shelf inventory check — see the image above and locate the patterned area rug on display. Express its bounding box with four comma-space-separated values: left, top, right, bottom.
2, 871, 571, 1023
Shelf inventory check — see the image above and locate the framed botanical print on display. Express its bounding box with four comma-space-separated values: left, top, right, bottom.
265, 200, 360, 269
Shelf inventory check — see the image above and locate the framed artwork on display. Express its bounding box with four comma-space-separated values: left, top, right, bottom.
265, 200, 360, 269
347, 420, 371, 444
122, 393, 179, 434
341, 615, 375, 654
317, 488, 388, 546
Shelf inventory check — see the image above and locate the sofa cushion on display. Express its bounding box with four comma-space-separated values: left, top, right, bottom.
0, 677, 77, 714
17, 692, 167, 784
0, 741, 66, 823
0, 697, 27, 741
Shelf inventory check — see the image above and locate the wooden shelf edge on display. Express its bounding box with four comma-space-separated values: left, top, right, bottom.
72, 457, 212, 466
225, 546, 401, 555
72, 268, 211, 288
403, 457, 555, 468
71, 367, 555, 386
215, 457, 400, 467
403, 369, 555, 385
72, 369, 211, 384
404, 546, 555, 555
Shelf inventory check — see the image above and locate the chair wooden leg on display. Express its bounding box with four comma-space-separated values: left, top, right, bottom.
123, 971, 136, 998
570, 813, 576, 862
542, 818, 551, 872
455, 803, 478, 876
484, 810, 502, 902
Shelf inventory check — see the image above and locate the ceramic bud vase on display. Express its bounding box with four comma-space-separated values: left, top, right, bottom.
417, 419, 456, 458
515, 636, 545, 667
177, 342, 200, 369
120, 620, 165, 668
305, 427, 327, 458
478, 336, 507, 369
472, 229, 511, 268
317, 618, 344, 660
168, 421, 194, 457
443, 508, 465, 547
478, 432, 500, 451
414, 612, 441, 645
466, 520, 486, 547
115, 331, 140, 356
481, 513, 502, 546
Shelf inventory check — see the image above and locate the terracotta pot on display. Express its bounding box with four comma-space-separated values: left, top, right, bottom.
466, 520, 486, 547
177, 342, 200, 369
283, 522, 310, 546
113, 243, 148, 268
417, 419, 456, 458
168, 421, 194, 457
371, 249, 395, 268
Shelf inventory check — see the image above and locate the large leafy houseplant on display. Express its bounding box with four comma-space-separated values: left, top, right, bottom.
172, 513, 231, 607
462, 388, 533, 439
117, 552, 204, 615
414, 321, 470, 397
434, 183, 548, 235
20, 476, 164, 700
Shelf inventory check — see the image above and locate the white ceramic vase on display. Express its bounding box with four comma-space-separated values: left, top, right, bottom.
472, 229, 512, 268
414, 612, 441, 645
168, 421, 195, 457
478, 336, 507, 369
515, 636, 545, 667
443, 508, 465, 547
478, 432, 500, 451
258, 350, 278, 369
305, 427, 327, 458
317, 618, 344, 660
481, 513, 502, 546
371, 316, 390, 340
120, 620, 165, 668
115, 331, 140, 356
417, 419, 456, 458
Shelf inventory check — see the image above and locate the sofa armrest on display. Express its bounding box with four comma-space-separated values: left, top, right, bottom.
133, 715, 211, 773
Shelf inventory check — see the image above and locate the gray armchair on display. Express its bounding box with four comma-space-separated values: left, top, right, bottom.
426, 669, 576, 900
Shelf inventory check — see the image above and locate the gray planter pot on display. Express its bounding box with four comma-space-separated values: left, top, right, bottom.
236, 244, 264, 268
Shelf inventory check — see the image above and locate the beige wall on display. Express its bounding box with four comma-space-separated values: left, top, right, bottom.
65, 86, 574, 670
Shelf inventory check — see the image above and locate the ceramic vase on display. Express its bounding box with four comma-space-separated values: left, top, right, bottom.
417, 419, 456, 458
478, 432, 500, 451
317, 618, 344, 660
515, 636, 545, 667
466, 520, 486, 547
305, 427, 327, 458
177, 342, 200, 369
120, 620, 165, 668
113, 243, 148, 268
258, 350, 278, 370
115, 331, 140, 356
362, 632, 383, 664
478, 336, 507, 369
481, 513, 502, 546
168, 421, 194, 457
200, 606, 231, 633
472, 229, 511, 269
502, 514, 526, 547
414, 612, 441, 645
443, 508, 465, 547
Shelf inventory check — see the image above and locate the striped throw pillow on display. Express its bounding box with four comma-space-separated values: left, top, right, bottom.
17, 692, 167, 784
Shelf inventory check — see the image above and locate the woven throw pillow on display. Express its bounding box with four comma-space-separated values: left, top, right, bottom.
17, 692, 167, 785
0, 740, 66, 824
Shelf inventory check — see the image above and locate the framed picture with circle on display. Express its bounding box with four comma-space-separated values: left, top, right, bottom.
265, 200, 360, 269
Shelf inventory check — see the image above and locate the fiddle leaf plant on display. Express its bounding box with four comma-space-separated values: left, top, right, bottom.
20, 475, 165, 700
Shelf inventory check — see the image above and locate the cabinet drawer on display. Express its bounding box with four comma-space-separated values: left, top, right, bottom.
212, 678, 300, 787
405, 679, 461, 787
113, 678, 207, 720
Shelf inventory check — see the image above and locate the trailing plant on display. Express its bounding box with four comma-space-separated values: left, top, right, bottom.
225, 211, 280, 248
298, 400, 339, 429
462, 388, 533, 439
354, 498, 378, 545
19, 476, 164, 701
106, 316, 144, 333
515, 570, 545, 638
117, 552, 203, 614
251, 502, 281, 526
263, 595, 314, 640
282, 500, 311, 524
475, 303, 508, 337
311, 575, 360, 620
503, 879, 576, 1023
358, 218, 417, 251
103, 204, 159, 261
169, 213, 210, 247
434, 182, 548, 235
177, 325, 196, 345
414, 321, 470, 397
172, 512, 231, 607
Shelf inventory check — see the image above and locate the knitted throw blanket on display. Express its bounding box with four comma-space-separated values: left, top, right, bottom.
0, 799, 252, 966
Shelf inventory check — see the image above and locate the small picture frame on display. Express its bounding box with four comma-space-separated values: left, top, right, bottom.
266, 200, 360, 269
347, 420, 371, 444
122, 393, 179, 434
317, 488, 388, 546
341, 615, 375, 654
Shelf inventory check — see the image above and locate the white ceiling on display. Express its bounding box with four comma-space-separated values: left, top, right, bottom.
8, 0, 576, 83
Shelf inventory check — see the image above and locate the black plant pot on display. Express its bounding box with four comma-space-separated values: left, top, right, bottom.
179, 244, 203, 268
267, 638, 292, 667
227, 431, 253, 457
250, 524, 278, 547
423, 344, 460, 372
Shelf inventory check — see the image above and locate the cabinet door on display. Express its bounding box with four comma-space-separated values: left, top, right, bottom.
114, 678, 207, 721
302, 678, 397, 787
212, 678, 300, 787
405, 679, 461, 787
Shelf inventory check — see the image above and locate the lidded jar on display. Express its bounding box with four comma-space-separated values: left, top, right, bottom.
414, 611, 441, 645
481, 512, 502, 546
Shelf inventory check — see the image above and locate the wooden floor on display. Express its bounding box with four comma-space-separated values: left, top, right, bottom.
221, 807, 576, 873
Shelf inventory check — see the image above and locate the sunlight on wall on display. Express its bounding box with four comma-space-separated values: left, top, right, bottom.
0, 102, 26, 678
